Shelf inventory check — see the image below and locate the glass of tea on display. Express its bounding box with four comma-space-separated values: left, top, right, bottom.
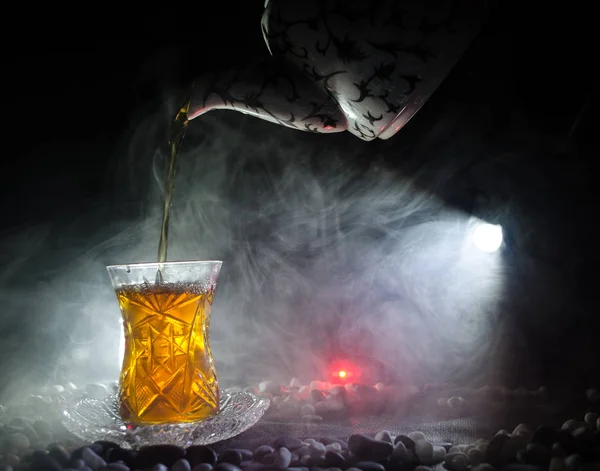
106, 260, 222, 425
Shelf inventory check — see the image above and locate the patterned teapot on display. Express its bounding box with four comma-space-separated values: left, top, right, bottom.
189, 0, 493, 141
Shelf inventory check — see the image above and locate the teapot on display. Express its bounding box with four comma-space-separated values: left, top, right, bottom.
189, 0, 493, 141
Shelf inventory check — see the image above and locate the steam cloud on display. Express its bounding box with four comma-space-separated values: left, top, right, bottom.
0, 94, 579, 404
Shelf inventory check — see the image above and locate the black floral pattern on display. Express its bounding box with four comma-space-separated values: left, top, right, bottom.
191, 0, 490, 141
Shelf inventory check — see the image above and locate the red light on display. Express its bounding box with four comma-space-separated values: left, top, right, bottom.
329, 359, 362, 383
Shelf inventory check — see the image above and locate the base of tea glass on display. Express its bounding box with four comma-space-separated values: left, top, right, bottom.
106, 260, 223, 426
61, 386, 270, 448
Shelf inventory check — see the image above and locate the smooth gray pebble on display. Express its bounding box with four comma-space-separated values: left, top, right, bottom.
192, 465, 214, 471
172, 459, 192, 471
82, 446, 107, 470
275, 447, 292, 469
98, 465, 130, 471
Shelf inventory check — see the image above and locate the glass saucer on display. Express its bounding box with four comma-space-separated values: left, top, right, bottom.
61, 389, 270, 449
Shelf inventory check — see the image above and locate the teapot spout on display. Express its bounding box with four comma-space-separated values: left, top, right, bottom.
188, 56, 347, 135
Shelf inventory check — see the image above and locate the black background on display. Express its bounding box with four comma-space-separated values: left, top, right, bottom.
1, 1, 598, 391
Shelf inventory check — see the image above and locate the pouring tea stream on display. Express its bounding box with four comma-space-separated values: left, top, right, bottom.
158, 0, 493, 261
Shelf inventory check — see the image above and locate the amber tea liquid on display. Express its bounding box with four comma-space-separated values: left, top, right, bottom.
117, 282, 219, 424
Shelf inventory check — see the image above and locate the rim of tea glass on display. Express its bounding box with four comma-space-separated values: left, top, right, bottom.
106, 260, 223, 270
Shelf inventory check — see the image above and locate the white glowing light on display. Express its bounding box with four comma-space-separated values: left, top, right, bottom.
472, 223, 503, 252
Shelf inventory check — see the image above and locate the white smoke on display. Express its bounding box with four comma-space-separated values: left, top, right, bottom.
0, 95, 576, 404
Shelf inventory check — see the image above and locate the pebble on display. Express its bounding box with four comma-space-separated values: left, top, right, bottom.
8, 417, 31, 427
106, 448, 137, 467
391, 440, 409, 462
394, 435, 417, 452
187, 446, 218, 466
81, 447, 107, 470
449, 453, 469, 471
71, 443, 102, 459
86, 383, 109, 399
549, 457, 568, 471
93, 440, 120, 453
486, 433, 511, 467
325, 443, 342, 452
192, 465, 214, 471
433, 445, 446, 462
293, 446, 309, 459
531, 425, 558, 448
32, 456, 67, 471
514, 424, 532, 438
3, 382, 600, 471
468, 447, 484, 465
572, 426, 594, 442
561, 420, 579, 431
564, 454, 581, 470
308, 442, 325, 458
523, 443, 551, 467
445, 452, 467, 467
1, 454, 19, 468
502, 466, 544, 471
253, 445, 274, 461
3, 432, 30, 452
214, 464, 242, 471
273, 436, 303, 450
98, 464, 130, 471
48, 443, 71, 466
552, 443, 568, 460
310, 390, 327, 403
240, 462, 263, 471
586, 389, 600, 402
274, 447, 292, 469
415, 440, 434, 462
220, 450, 243, 467
258, 381, 281, 395
321, 438, 348, 450
472, 465, 496, 471
354, 461, 386, 471
136, 445, 186, 468
348, 434, 393, 461
408, 431, 426, 442
584, 412, 599, 427
502, 435, 529, 463
325, 450, 345, 467
374, 430, 392, 443
68, 458, 86, 469
172, 459, 193, 471
555, 430, 579, 455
